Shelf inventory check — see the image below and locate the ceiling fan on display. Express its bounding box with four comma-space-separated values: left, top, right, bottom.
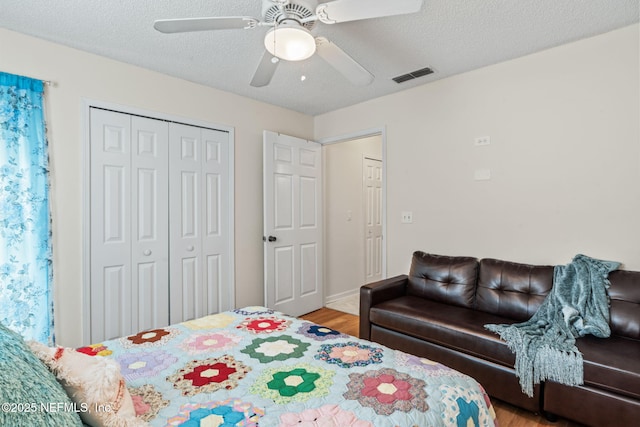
154, 0, 424, 87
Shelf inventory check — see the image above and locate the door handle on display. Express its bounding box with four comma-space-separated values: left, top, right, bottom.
263, 235, 277, 242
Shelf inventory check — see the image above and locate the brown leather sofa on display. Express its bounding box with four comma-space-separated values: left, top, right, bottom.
360, 251, 640, 426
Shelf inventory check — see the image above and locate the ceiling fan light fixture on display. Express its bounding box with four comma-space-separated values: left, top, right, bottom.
264, 22, 316, 61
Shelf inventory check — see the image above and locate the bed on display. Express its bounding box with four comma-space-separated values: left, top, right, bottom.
68, 306, 495, 426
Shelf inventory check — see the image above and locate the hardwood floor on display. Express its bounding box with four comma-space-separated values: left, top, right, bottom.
300, 306, 360, 337
300, 308, 583, 427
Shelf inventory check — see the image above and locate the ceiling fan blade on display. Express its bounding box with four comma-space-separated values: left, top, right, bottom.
154, 16, 259, 34
315, 37, 374, 86
250, 51, 280, 87
316, 0, 423, 24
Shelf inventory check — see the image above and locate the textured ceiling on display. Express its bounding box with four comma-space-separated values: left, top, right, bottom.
1, 0, 638, 115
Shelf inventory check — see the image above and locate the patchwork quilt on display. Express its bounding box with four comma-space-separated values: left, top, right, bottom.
85, 307, 496, 426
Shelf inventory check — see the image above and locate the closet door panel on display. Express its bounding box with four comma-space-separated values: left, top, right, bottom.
169, 125, 231, 323
202, 129, 231, 313
90, 109, 132, 341
169, 123, 203, 322
102, 265, 129, 342
131, 116, 169, 332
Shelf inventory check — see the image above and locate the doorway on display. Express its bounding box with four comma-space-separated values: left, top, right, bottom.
321, 131, 386, 309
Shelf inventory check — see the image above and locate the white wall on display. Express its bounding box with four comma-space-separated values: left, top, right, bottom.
323, 135, 382, 301
315, 25, 640, 277
1, 28, 314, 347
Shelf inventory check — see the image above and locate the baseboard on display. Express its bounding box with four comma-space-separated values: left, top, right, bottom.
324, 288, 360, 305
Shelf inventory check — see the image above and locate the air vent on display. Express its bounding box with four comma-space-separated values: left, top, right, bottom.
392, 74, 414, 84
392, 67, 434, 84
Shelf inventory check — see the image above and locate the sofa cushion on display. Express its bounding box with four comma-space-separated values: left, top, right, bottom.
370, 296, 517, 367
407, 252, 478, 308
577, 335, 640, 400
608, 270, 640, 339
370, 295, 640, 401
476, 258, 553, 321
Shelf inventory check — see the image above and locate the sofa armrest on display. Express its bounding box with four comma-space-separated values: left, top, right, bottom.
359, 275, 408, 340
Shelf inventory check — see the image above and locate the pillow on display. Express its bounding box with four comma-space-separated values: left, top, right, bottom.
28, 341, 147, 427
0, 322, 83, 427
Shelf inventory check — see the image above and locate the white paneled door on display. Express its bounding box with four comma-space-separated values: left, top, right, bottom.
90, 109, 169, 341
363, 157, 383, 284
88, 107, 232, 342
169, 123, 232, 323
263, 131, 323, 316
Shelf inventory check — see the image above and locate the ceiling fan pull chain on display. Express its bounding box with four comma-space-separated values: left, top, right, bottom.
272, 20, 278, 58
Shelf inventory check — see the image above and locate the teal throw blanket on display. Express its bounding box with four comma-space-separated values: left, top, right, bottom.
485, 254, 619, 397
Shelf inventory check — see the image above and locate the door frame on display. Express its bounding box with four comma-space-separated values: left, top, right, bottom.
81, 99, 235, 344
318, 127, 388, 282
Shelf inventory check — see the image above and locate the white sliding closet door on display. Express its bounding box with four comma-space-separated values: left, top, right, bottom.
89, 109, 169, 342
131, 116, 170, 332
169, 123, 232, 323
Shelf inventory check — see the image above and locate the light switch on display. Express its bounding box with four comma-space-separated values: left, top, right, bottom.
474, 169, 491, 180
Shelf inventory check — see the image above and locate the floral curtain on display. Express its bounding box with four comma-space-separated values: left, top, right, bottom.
0, 72, 53, 344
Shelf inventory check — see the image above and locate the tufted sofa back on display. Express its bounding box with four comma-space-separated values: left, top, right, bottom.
407, 252, 478, 308
476, 258, 553, 321
408, 252, 637, 332
608, 270, 640, 339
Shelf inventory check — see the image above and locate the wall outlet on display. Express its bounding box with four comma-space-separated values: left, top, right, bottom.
474, 136, 491, 146
401, 211, 413, 223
